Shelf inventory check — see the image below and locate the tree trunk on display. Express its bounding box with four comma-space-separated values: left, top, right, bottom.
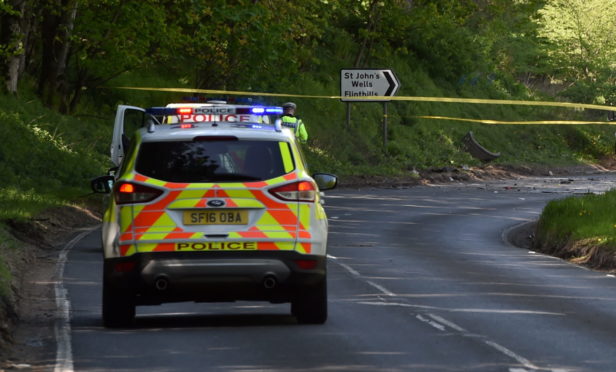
38, 0, 79, 108
6, 55, 20, 93
3, 0, 27, 94
57, 0, 78, 113
353, 0, 381, 68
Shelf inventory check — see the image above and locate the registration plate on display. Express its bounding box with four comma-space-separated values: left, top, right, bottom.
183, 210, 248, 225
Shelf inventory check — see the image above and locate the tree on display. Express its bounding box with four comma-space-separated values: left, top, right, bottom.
61, 0, 172, 112
0, 0, 32, 94
37, 0, 79, 108
536, 0, 616, 103
167, 0, 329, 92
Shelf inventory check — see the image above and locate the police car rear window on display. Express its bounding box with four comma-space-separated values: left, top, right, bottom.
135, 140, 289, 183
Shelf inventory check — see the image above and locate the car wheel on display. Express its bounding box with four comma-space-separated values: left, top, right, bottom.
291, 278, 327, 324
102, 280, 135, 328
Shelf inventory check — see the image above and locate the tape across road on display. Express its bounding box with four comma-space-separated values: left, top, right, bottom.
115, 86, 616, 125
116, 86, 616, 111
116, 86, 340, 100
415, 116, 615, 125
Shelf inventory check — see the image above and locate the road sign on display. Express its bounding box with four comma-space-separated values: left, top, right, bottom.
340, 69, 400, 102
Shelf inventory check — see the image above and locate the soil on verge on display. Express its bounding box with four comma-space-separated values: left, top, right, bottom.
0, 204, 100, 371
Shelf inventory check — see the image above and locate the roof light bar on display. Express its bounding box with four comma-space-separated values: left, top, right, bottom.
248, 107, 283, 114
265, 107, 283, 114
147, 106, 283, 116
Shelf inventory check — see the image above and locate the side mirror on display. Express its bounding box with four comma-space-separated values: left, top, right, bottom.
91, 175, 115, 194
313, 173, 338, 191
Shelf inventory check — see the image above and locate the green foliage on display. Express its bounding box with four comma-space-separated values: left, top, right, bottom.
537, 190, 616, 248
0, 0, 615, 208
0, 91, 108, 220
537, 0, 616, 103
0, 1, 22, 61
0, 187, 64, 220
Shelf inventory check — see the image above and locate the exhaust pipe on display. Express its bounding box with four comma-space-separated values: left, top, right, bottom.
154, 276, 170, 291
262, 274, 277, 289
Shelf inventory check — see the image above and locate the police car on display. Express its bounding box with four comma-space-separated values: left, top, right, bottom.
91, 103, 337, 327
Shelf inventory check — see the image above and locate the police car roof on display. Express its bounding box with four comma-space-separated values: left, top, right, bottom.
138, 122, 294, 142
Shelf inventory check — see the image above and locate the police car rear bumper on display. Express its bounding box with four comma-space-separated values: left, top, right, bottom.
104, 251, 326, 305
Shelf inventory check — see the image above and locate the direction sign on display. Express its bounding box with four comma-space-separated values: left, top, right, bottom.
340, 69, 400, 102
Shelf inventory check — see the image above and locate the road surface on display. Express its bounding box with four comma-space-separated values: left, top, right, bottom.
57, 174, 616, 371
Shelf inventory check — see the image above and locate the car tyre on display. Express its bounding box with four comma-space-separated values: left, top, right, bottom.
291, 278, 327, 324
102, 280, 135, 328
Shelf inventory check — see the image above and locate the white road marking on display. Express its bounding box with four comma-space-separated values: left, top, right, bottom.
335, 262, 361, 277
416, 314, 446, 331
330, 258, 562, 371
427, 313, 466, 332
329, 255, 395, 296
484, 340, 540, 370
54, 229, 93, 372
366, 280, 395, 296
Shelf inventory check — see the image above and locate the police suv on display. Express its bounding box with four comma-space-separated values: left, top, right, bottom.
91, 102, 337, 327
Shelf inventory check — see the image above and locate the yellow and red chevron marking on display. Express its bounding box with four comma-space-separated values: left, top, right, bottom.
120, 244, 136, 257
299, 242, 312, 254
164, 227, 198, 240
118, 171, 315, 256
283, 173, 298, 181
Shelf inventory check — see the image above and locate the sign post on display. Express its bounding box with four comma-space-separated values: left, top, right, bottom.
340, 69, 400, 147
383, 102, 388, 148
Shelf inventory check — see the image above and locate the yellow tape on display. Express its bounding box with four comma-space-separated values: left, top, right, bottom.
115, 86, 339, 100
415, 116, 615, 125
114, 86, 616, 112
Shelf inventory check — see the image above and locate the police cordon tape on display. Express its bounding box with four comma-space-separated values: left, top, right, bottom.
116, 86, 616, 110
414, 116, 615, 125
115, 86, 616, 125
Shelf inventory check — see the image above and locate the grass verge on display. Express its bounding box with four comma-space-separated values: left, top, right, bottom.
534, 190, 616, 270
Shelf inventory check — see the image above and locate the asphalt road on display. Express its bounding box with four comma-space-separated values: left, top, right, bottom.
61, 176, 616, 372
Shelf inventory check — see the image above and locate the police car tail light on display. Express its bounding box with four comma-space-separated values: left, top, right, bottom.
113, 261, 136, 273
115, 182, 163, 204
269, 181, 316, 202
295, 259, 318, 270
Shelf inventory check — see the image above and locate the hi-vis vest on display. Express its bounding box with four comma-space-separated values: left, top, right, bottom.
281, 115, 308, 143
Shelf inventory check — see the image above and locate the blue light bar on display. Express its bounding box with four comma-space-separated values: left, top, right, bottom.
249, 107, 282, 114
265, 107, 283, 114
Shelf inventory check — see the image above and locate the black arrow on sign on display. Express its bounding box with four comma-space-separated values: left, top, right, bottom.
383, 70, 399, 96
